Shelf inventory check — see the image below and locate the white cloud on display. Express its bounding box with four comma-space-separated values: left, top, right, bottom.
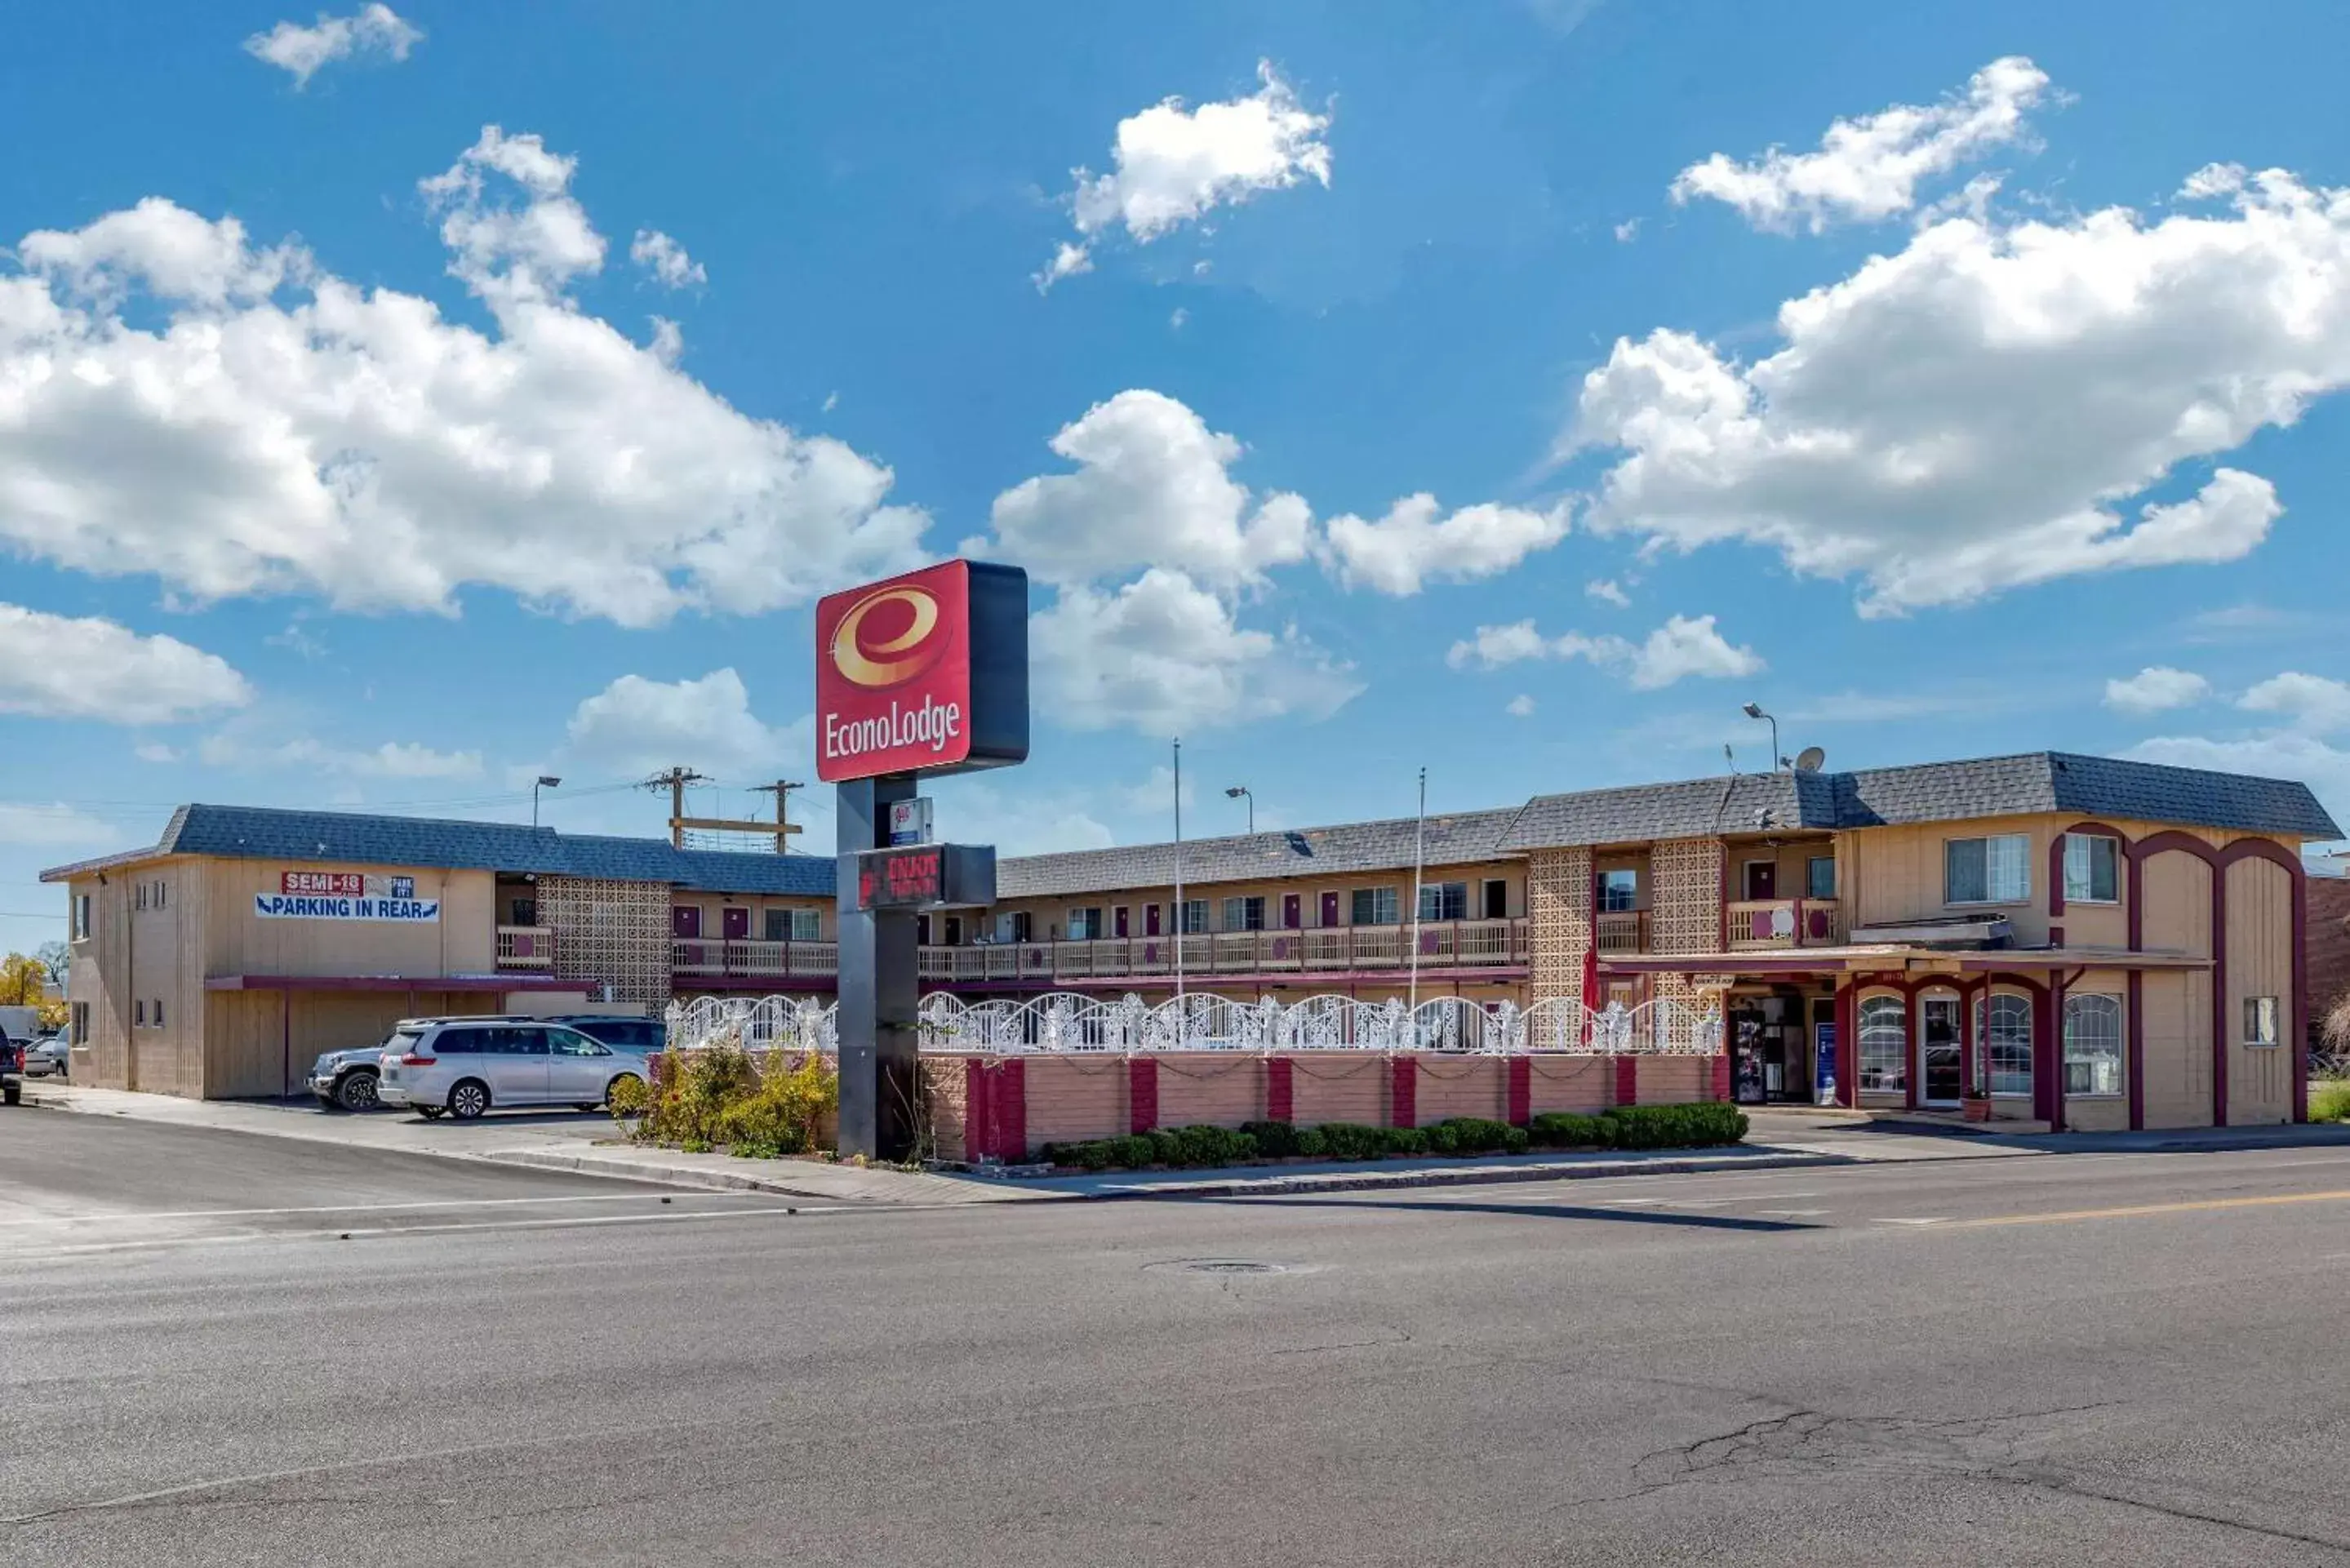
0, 803, 119, 847
2104, 666, 2210, 714
243, 4, 422, 88
1446, 613, 1762, 689
1569, 168, 2350, 616
2123, 732, 2350, 832
1506, 694, 1536, 718
980, 389, 1311, 589
564, 669, 805, 778
940, 781, 1116, 860
0, 605, 250, 724
2241, 672, 2350, 735
1670, 56, 2049, 233
1320, 495, 1571, 596
1031, 567, 1359, 734
1613, 219, 1641, 243
629, 229, 706, 290
134, 743, 181, 764
1585, 577, 1630, 607
1043, 60, 1331, 287
199, 734, 482, 779
0, 128, 926, 629
1115, 763, 1196, 819
2179, 162, 2247, 201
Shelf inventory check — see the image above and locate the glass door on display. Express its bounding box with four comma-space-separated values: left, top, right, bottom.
1919, 995, 1961, 1107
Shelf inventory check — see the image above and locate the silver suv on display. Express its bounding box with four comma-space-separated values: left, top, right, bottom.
375, 1017, 651, 1122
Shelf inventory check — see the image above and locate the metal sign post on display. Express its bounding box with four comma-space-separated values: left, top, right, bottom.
817, 559, 1028, 1162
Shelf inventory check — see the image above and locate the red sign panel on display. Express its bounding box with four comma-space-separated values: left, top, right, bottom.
282, 871, 366, 895
815, 560, 974, 783
857, 846, 944, 909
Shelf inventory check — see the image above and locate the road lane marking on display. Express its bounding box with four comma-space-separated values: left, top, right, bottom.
1946, 1188, 2350, 1228
1874, 1217, 1948, 1226
0, 1191, 757, 1227
1757, 1209, 1829, 1218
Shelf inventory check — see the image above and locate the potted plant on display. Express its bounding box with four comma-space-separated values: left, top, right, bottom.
1961, 1056, 1993, 1122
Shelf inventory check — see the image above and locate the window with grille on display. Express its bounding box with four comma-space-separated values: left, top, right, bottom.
1350, 886, 1399, 926
1219, 897, 1264, 932
2063, 834, 2121, 904
1179, 899, 1209, 935
1597, 870, 1638, 913
1416, 882, 1467, 922
1946, 834, 2030, 904
1859, 995, 1907, 1094
2063, 993, 2123, 1095
1976, 992, 2032, 1097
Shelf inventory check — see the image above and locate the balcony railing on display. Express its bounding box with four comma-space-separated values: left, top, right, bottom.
1594, 909, 1646, 955
668, 919, 1528, 988
495, 926, 555, 970
1724, 899, 1842, 951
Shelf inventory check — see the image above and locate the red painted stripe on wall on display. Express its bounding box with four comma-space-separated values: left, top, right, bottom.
1389, 1057, 1417, 1129
1266, 1057, 1294, 1124
1614, 1055, 1638, 1108
1506, 1056, 1531, 1126
1128, 1056, 1157, 1135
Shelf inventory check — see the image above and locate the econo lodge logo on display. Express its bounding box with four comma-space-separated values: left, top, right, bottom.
815, 560, 975, 782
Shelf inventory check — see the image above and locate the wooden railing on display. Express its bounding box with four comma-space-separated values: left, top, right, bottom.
1594, 909, 1646, 955
1724, 899, 1842, 950
495, 926, 555, 970
669, 919, 1529, 987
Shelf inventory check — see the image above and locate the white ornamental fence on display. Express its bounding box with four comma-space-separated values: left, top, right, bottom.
662, 990, 1721, 1058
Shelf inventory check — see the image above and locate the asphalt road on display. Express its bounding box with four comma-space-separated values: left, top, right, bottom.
8, 1108, 2350, 1565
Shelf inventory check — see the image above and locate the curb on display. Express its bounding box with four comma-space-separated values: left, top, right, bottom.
1071, 1148, 1863, 1201
473, 1147, 877, 1202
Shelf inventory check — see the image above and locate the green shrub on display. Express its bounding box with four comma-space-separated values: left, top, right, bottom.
1295, 1126, 1330, 1157
1602, 1102, 1748, 1150
1242, 1119, 1303, 1157
1426, 1117, 1517, 1155
1107, 1134, 1157, 1169
1384, 1126, 1428, 1157
1313, 1122, 1389, 1161
2312, 1080, 2350, 1123
1528, 1112, 1615, 1148
713, 1051, 838, 1156
1043, 1126, 1255, 1171
633, 1044, 837, 1156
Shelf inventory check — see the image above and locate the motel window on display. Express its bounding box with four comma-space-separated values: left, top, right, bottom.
1858, 996, 1907, 1094
1350, 887, 1399, 926
153, 998, 164, 1029
793, 908, 820, 942
2245, 996, 2281, 1048
74, 895, 91, 940
1178, 899, 1209, 935
1417, 882, 1467, 922
1482, 878, 1509, 920
135, 999, 145, 1028
2063, 993, 2124, 1096
765, 908, 789, 942
155, 880, 167, 908
71, 1002, 89, 1046
1068, 908, 1104, 940
1977, 993, 2033, 1098
944, 915, 963, 946
135, 882, 147, 912
1806, 856, 1836, 900
511, 897, 539, 928
1219, 897, 1264, 933
1597, 869, 1638, 913
1945, 833, 2029, 905
2063, 834, 2121, 904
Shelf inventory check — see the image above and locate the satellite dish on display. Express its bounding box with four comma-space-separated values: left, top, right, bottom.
1794, 746, 1827, 773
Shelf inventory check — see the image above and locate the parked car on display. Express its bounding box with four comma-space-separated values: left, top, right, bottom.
308, 1043, 389, 1110
375, 1016, 651, 1122
23, 1036, 69, 1079
542, 1014, 666, 1054
0, 1035, 19, 1105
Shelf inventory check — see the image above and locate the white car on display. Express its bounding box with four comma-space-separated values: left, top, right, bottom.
23, 1036, 69, 1078
374, 1016, 650, 1122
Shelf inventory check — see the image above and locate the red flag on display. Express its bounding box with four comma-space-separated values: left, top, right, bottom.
1581, 940, 1601, 1046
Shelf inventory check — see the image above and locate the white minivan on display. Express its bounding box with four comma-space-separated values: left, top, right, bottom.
375, 1017, 650, 1121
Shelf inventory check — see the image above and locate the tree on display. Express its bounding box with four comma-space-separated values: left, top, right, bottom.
35, 940, 67, 988
0, 953, 45, 1007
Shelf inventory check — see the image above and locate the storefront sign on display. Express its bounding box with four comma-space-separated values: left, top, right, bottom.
847, 843, 996, 911
254, 893, 439, 922
278, 871, 416, 898
815, 558, 1028, 783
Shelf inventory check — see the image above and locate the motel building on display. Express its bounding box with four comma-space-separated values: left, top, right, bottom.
43, 750, 2337, 1131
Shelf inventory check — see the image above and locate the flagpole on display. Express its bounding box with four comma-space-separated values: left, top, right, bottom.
1172, 737, 1184, 1005
1408, 766, 1426, 1015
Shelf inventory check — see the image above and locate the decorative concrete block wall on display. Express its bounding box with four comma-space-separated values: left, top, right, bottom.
1527, 845, 1593, 1001
540, 875, 672, 1006
1649, 837, 1725, 955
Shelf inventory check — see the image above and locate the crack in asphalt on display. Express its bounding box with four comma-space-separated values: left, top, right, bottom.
1570, 1401, 2350, 1555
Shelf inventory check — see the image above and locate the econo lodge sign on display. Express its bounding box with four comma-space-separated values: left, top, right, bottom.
815, 558, 1028, 783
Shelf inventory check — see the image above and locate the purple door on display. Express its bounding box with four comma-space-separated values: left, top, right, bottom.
1282, 894, 1302, 929
672, 906, 701, 939
1145, 904, 1162, 937
721, 908, 750, 940
1319, 891, 1339, 926
1114, 906, 1130, 938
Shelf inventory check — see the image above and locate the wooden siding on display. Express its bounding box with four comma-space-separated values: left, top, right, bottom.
202, 860, 497, 978
2226, 856, 2294, 1124
983, 860, 1526, 943
203, 987, 504, 1099
2139, 854, 2215, 1129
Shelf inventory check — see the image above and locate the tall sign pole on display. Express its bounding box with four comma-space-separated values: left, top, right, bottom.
1409, 766, 1426, 1015
1172, 737, 1184, 1005
816, 558, 1028, 1162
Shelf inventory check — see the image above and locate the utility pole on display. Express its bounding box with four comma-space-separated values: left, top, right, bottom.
751, 780, 806, 854
646, 767, 804, 851
1171, 738, 1184, 1006
1408, 766, 1427, 1016
643, 767, 708, 848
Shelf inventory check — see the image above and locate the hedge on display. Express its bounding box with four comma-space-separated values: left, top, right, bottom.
1037, 1104, 1746, 1173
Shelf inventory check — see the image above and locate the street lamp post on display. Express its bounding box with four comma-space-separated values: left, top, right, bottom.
532, 775, 562, 827
1740, 704, 1783, 771
1224, 784, 1253, 833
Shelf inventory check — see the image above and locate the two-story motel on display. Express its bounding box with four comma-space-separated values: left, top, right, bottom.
44, 750, 2339, 1130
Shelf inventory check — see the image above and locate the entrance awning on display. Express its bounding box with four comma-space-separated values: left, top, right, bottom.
1601, 944, 2212, 979
203, 973, 589, 992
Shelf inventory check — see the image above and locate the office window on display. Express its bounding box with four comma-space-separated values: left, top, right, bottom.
154, 880, 167, 908
2063, 993, 2124, 1095
1858, 995, 1906, 1094
2063, 834, 2121, 904
1806, 856, 1836, 900
1179, 899, 1209, 935
1219, 896, 1264, 932
1350, 886, 1399, 926
1417, 882, 1467, 922
1946, 834, 2029, 904
1979, 993, 2033, 1097
1597, 869, 1638, 913
2245, 996, 2280, 1047
153, 998, 164, 1029
1482, 878, 1509, 920
74, 894, 91, 939
135, 882, 148, 912
71, 1002, 89, 1046
134, 999, 145, 1028
1068, 908, 1104, 939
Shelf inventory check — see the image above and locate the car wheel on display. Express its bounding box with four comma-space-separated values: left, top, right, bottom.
416, 1106, 445, 1120
446, 1079, 491, 1121
335, 1070, 381, 1113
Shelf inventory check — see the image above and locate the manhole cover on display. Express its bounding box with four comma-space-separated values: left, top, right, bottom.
1146, 1258, 1289, 1276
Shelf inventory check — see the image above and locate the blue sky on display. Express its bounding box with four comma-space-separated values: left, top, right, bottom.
4, 0, 2349, 952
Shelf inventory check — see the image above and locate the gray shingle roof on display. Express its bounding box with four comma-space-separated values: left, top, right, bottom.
1834, 751, 2342, 838
39, 803, 836, 896
995, 808, 1524, 900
